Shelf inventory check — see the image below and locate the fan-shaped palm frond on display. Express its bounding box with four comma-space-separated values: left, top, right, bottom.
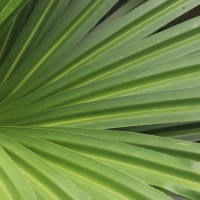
0, 0, 200, 199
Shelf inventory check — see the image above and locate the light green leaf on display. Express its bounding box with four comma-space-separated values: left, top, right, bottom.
0, 128, 171, 200
0, 1, 200, 199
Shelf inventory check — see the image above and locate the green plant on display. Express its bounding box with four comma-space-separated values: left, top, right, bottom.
0, 0, 200, 199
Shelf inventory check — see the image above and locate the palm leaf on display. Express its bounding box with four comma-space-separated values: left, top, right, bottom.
0, 1, 200, 199
0, 0, 30, 35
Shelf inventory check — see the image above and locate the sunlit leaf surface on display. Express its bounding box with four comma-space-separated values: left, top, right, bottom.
0, 0, 200, 199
